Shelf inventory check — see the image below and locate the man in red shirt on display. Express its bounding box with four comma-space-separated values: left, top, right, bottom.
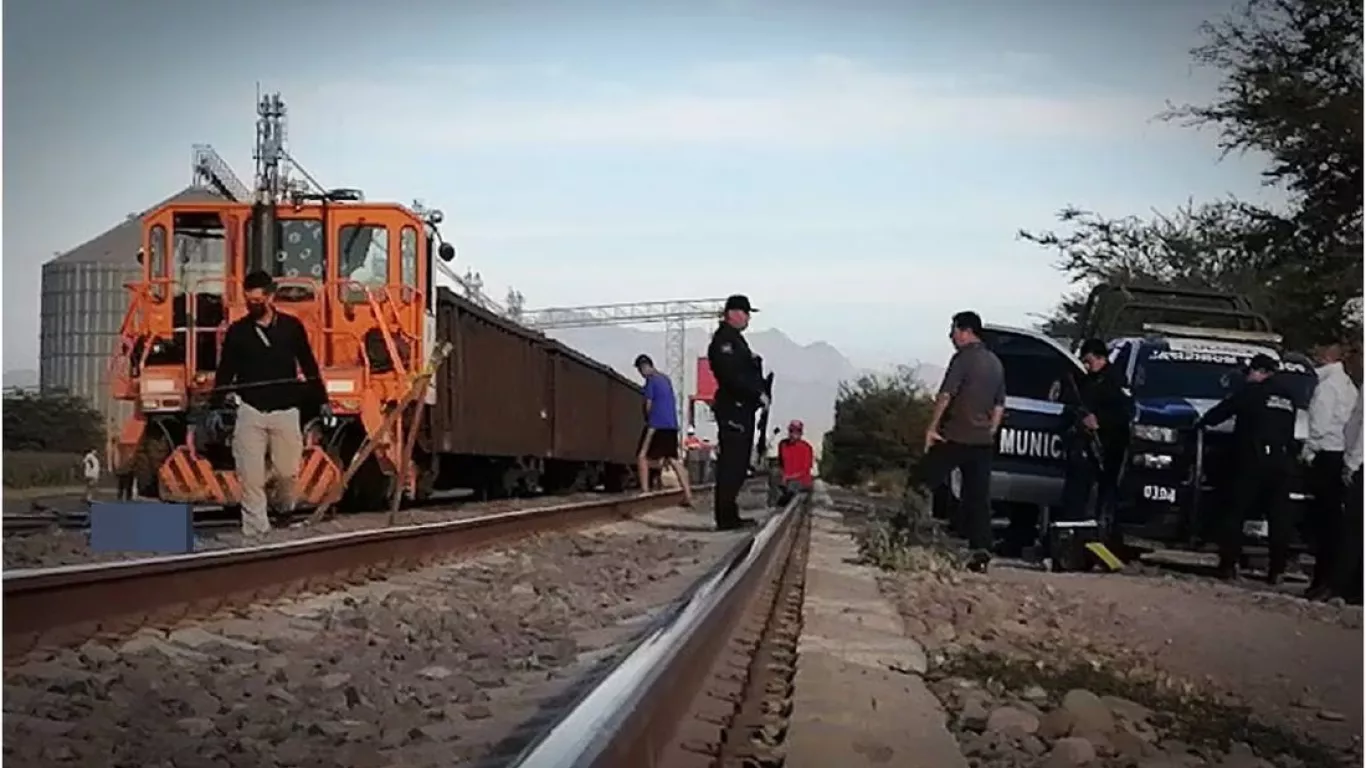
775, 420, 815, 505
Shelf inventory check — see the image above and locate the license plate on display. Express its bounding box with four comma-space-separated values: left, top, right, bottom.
1142, 485, 1177, 504
1243, 520, 1270, 538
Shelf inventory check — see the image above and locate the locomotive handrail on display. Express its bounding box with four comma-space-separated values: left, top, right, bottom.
331, 278, 412, 380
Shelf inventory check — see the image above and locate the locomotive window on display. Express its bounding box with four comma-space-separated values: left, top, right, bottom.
148, 225, 168, 301
172, 212, 226, 297
339, 224, 390, 303
400, 226, 418, 289
244, 219, 324, 279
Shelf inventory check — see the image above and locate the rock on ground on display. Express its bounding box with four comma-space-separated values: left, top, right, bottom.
3, 499, 755, 768
839, 504, 1361, 768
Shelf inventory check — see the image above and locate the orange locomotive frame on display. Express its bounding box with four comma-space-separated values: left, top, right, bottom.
110, 199, 445, 509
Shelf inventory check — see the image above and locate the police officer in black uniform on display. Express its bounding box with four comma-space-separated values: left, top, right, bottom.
1059, 338, 1132, 525
1195, 353, 1297, 582
707, 295, 767, 531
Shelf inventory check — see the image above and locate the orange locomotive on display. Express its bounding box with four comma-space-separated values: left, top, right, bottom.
110, 94, 644, 510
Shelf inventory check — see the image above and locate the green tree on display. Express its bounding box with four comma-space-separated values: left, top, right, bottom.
2, 391, 104, 453
1022, 0, 1362, 348
821, 366, 935, 489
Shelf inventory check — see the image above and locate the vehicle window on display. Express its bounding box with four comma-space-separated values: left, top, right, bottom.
172, 212, 227, 297
339, 224, 390, 303
980, 330, 1077, 402
1132, 347, 1250, 401
148, 225, 167, 301
244, 219, 324, 280
400, 227, 418, 288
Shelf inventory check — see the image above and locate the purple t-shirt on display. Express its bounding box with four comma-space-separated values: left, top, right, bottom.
643, 373, 680, 430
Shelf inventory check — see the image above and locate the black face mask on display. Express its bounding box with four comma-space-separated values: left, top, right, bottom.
245, 302, 268, 319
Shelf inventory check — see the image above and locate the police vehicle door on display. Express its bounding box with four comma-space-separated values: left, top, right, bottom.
970, 327, 1086, 508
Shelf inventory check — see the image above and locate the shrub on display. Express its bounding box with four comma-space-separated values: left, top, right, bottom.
3, 451, 85, 489
3, 390, 104, 453
821, 366, 936, 489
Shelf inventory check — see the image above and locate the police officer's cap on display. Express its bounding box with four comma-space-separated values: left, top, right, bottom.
724, 295, 758, 313
1248, 353, 1278, 373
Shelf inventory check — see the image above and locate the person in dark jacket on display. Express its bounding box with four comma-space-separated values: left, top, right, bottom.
1059, 338, 1132, 523
707, 294, 768, 530
1195, 353, 1298, 582
213, 271, 329, 536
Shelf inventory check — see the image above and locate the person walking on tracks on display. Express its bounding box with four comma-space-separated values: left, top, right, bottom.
213, 270, 328, 537
1059, 338, 1132, 526
907, 311, 1005, 570
1302, 340, 1359, 600
633, 354, 693, 507
1194, 354, 1297, 583
707, 294, 768, 531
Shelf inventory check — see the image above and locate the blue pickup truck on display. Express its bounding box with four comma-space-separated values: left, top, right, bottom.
935, 285, 1317, 555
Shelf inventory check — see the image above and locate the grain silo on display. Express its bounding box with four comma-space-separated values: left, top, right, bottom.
39, 187, 223, 431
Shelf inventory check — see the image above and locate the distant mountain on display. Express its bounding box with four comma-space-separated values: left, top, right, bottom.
2, 369, 38, 390
547, 326, 859, 451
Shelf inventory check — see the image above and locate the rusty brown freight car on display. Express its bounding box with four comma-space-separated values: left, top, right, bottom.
546, 340, 646, 466
425, 288, 641, 497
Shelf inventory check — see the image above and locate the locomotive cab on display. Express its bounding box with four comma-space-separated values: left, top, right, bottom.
111, 198, 448, 510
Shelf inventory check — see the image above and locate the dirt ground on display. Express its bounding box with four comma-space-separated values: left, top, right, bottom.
878, 551, 1362, 767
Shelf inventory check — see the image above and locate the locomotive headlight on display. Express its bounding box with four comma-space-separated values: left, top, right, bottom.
427, 209, 445, 225
1132, 424, 1178, 444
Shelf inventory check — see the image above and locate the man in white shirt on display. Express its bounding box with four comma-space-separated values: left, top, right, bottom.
1335, 345, 1363, 604
1303, 341, 1360, 599
82, 449, 101, 504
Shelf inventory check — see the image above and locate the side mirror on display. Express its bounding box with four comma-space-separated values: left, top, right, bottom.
438, 242, 456, 263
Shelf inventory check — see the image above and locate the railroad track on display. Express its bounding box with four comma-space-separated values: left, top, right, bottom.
509, 489, 812, 768
1, 489, 679, 571
5, 483, 812, 767
3, 487, 705, 657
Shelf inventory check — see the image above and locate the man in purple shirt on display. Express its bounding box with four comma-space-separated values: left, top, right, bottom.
634, 354, 693, 506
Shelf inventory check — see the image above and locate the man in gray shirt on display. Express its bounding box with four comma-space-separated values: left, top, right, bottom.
908, 311, 1006, 568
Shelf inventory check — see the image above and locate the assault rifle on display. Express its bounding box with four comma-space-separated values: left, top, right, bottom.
751, 371, 776, 471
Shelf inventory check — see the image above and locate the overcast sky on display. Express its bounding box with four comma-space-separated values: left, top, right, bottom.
3, 0, 1285, 372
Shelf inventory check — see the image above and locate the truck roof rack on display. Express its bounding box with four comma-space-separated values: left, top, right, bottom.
1141, 323, 1283, 347
1076, 283, 1273, 345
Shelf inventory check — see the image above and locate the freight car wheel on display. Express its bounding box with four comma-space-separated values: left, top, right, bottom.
603, 464, 628, 493
345, 457, 394, 512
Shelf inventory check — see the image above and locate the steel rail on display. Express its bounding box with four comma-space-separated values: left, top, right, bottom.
3, 487, 703, 657
508, 490, 807, 768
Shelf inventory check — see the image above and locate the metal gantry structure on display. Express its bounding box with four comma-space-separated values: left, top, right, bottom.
520, 299, 727, 426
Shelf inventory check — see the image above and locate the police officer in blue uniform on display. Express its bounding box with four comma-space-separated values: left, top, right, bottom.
707, 295, 767, 531
1195, 353, 1298, 582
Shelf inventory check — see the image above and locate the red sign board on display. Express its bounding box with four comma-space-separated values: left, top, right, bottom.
694, 356, 718, 403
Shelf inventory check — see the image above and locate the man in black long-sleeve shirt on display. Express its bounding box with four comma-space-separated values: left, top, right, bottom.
707, 294, 768, 531
1059, 338, 1132, 523
214, 271, 328, 536
1195, 353, 1297, 582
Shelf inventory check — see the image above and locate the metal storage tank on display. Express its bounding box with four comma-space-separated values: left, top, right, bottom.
39, 187, 223, 433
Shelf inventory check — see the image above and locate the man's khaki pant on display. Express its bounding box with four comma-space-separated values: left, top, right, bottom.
232, 403, 303, 536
